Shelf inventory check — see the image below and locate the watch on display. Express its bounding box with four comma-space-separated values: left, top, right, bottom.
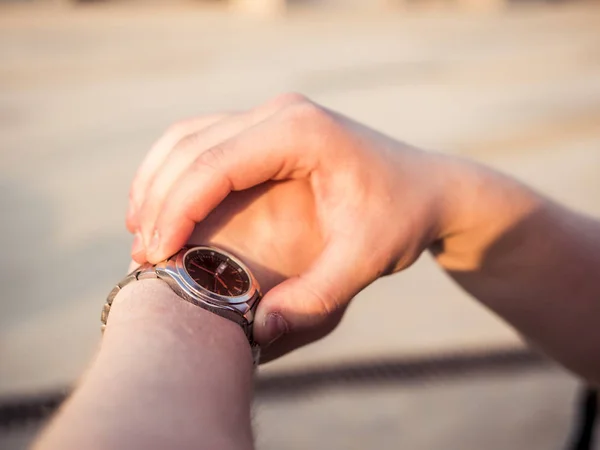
101, 245, 262, 364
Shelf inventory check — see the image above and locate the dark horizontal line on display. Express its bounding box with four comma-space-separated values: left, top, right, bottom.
0, 390, 68, 430
255, 347, 549, 398
0, 347, 549, 429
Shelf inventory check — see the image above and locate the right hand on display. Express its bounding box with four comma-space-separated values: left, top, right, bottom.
126, 93, 460, 358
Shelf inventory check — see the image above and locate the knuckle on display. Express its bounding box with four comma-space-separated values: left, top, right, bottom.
163, 120, 191, 141
195, 144, 228, 172
299, 278, 340, 318
284, 99, 329, 127
171, 132, 199, 156
270, 92, 310, 108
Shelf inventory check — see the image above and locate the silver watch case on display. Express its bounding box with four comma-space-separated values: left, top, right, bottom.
104, 246, 262, 344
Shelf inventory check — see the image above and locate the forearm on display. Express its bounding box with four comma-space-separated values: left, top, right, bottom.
35, 279, 255, 450
434, 157, 600, 383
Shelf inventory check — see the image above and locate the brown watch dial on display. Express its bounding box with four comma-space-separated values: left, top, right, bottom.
184, 248, 250, 297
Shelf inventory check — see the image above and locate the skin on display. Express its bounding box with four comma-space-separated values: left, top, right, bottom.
35, 280, 255, 450
35, 93, 600, 450
128, 94, 454, 356
35, 190, 306, 450
126, 93, 600, 381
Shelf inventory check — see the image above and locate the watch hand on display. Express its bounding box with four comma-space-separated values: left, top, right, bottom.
190, 261, 214, 275
215, 275, 233, 296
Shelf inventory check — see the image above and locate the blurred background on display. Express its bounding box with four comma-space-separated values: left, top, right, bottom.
1, 0, 599, 448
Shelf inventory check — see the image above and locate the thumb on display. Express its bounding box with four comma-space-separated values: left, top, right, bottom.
253, 240, 376, 348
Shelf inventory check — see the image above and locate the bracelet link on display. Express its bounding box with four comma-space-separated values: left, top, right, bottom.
102, 264, 158, 332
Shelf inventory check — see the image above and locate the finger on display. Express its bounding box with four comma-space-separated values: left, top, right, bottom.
258, 310, 344, 363
253, 238, 378, 347
137, 105, 286, 258
144, 103, 319, 262
126, 113, 229, 233
127, 260, 140, 273
136, 93, 312, 261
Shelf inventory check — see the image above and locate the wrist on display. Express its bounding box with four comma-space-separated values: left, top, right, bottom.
104, 278, 254, 367
38, 279, 255, 450
99, 279, 255, 437
431, 155, 544, 271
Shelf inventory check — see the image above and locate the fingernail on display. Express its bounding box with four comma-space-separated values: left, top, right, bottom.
131, 232, 144, 256
148, 229, 160, 254
263, 313, 288, 346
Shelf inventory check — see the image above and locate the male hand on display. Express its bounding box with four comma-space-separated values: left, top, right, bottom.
126, 94, 455, 360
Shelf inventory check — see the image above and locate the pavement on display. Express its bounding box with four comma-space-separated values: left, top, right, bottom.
0, 367, 587, 450
1, 1, 599, 448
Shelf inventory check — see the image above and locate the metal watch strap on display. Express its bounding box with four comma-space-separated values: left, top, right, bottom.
101, 262, 261, 365
101, 262, 157, 333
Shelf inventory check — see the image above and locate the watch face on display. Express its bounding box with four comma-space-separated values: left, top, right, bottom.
183, 248, 251, 297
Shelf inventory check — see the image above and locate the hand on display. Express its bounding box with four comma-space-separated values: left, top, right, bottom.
176, 179, 325, 361
126, 93, 457, 360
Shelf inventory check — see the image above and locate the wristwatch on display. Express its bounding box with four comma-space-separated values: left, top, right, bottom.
101, 245, 262, 364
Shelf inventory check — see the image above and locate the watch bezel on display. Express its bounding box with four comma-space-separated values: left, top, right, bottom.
175, 246, 259, 306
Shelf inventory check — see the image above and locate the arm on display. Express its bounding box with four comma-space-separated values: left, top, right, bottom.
34, 279, 255, 450
124, 93, 600, 383
433, 159, 600, 383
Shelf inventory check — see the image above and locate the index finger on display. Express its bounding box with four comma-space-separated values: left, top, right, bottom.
126, 113, 230, 233
146, 105, 320, 262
